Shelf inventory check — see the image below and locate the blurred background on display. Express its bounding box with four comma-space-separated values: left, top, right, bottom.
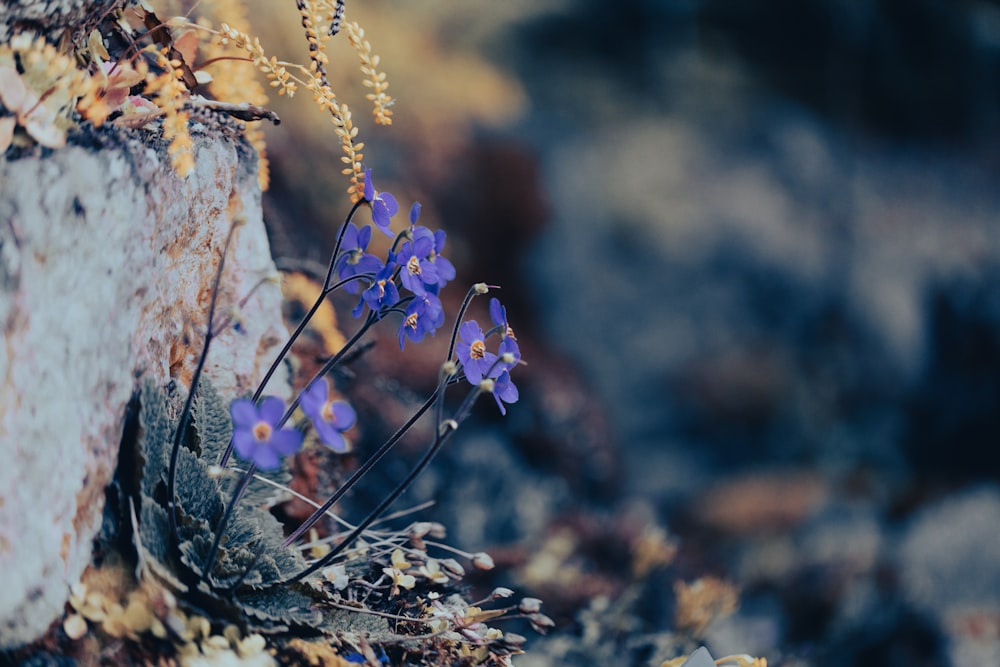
248, 1, 1000, 665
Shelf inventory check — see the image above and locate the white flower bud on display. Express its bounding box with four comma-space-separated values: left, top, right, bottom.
518, 597, 543, 614
472, 552, 495, 570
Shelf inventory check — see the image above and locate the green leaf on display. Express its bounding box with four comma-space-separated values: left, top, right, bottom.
136, 496, 188, 593
137, 377, 178, 499
190, 379, 233, 463
175, 444, 225, 525
235, 585, 324, 631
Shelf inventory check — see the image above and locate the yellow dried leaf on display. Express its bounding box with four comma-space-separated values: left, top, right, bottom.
87, 30, 109, 61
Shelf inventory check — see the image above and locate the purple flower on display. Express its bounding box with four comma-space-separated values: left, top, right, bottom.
343, 648, 389, 664
336, 223, 382, 293
397, 234, 438, 296
497, 335, 521, 372
489, 297, 516, 340
230, 397, 303, 470
429, 230, 456, 289
455, 320, 498, 385
490, 369, 519, 416
299, 379, 357, 453
363, 168, 399, 237
398, 293, 444, 350
353, 260, 400, 318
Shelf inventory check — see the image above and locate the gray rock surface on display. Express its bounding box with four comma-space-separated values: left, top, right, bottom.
0, 128, 288, 648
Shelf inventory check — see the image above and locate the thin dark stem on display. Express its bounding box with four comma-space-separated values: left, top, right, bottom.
245, 273, 369, 404
219, 204, 364, 468
436, 284, 485, 428
167, 221, 239, 543
250, 200, 363, 402
282, 387, 483, 585
211, 275, 271, 336
446, 285, 487, 363
223, 538, 267, 595
324, 200, 365, 289
199, 461, 257, 584
282, 385, 443, 548
283, 429, 450, 584
276, 310, 377, 429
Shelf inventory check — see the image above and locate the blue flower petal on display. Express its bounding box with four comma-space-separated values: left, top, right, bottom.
363, 168, 375, 201
258, 396, 285, 425
270, 428, 304, 457
330, 400, 357, 430
230, 399, 258, 428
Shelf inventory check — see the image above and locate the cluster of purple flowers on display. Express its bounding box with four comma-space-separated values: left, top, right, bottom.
336, 170, 456, 349
456, 298, 521, 415
227, 167, 520, 471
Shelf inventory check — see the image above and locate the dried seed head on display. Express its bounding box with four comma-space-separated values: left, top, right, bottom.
409, 521, 433, 538
490, 587, 514, 599
472, 552, 495, 570
518, 597, 543, 614
528, 612, 555, 634
439, 558, 465, 579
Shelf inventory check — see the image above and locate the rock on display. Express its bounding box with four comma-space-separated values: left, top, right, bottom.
0, 126, 288, 648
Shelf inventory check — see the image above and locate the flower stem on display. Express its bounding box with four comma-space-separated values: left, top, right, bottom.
282, 386, 483, 585
167, 220, 239, 544
276, 309, 377, 430
281, 384, 443, 548
250, 199, 361, 401
199, 461, 257, 585
219, 202, 363, 468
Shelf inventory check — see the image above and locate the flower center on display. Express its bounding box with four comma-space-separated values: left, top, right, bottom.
407, 256, 421, 276
252, 422, 272, 442
376, 279, 387, 298
405, 313, 419, 330
470, 340, 486, 360
348, 249, 362, 265
321, 401, 335, 423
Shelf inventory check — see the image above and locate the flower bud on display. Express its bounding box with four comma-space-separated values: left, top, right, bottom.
490, 587, 514, 599
439, 558, 465, 578
409, 521, 433, 538
528, 612, 555, 633
518, 597, 543, 614
472, 552, 495, 570
474, 282, 489, 295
